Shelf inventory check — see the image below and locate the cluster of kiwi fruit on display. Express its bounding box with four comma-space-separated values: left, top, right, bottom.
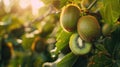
59, 0, 120, 55
60, 2, 102, 55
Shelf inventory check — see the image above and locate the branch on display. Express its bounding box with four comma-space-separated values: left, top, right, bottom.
32, 5, 60, 23
27, 5, 60, 27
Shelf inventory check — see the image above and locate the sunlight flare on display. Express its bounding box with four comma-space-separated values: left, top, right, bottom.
30, 0, 44, 15
3, 0, 10, 6
19, 0, 30, 9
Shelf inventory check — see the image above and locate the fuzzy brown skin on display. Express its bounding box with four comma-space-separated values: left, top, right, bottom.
60, 4, 80, 32
77, 15, 101, 42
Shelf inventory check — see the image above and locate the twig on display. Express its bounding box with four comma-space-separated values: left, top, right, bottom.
87, 0, 97, 10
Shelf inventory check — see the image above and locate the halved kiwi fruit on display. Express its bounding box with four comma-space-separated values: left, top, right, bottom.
69, 33, 92, 55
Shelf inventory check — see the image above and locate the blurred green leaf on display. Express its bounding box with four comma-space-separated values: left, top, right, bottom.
22, 34, 35, 50
116, 60, 120, 67
8, 51, 25, 67
0, 15, 23, 35
57, 52, 78, 67
112, 63, 119, 67
8, 16, 23, 32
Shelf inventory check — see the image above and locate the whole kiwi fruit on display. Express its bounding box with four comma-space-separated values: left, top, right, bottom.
60, 4, 80, 32
77, 15, 101, 42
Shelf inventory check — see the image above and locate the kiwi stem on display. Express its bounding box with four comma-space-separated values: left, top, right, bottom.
87, 0, 97, 10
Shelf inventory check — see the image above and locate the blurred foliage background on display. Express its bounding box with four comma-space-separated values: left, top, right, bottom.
0, 0, 120, 67
0, 0, 60, 67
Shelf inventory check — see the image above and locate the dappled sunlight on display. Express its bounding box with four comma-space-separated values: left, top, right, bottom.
2, 0, 44, 16
30, 0, 44, 16
19, 0, 44, 16
19, 0, 30, 9
3, 0, 10, 6
3, 0, 11, 12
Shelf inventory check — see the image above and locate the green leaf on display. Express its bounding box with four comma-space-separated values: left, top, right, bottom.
112, 63, 119, 67
55, 29, 72, 54
100, 0, 120, 24
95, 44, 107, 51
116, 60, 120, 67
88, 54, 112, 67
110, 26, 120, 59
0, 37, 2, 61
113, 42, 120, 60
57, 52, 78, 67
73, 57, 88, 67
103, 37, 114, 55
